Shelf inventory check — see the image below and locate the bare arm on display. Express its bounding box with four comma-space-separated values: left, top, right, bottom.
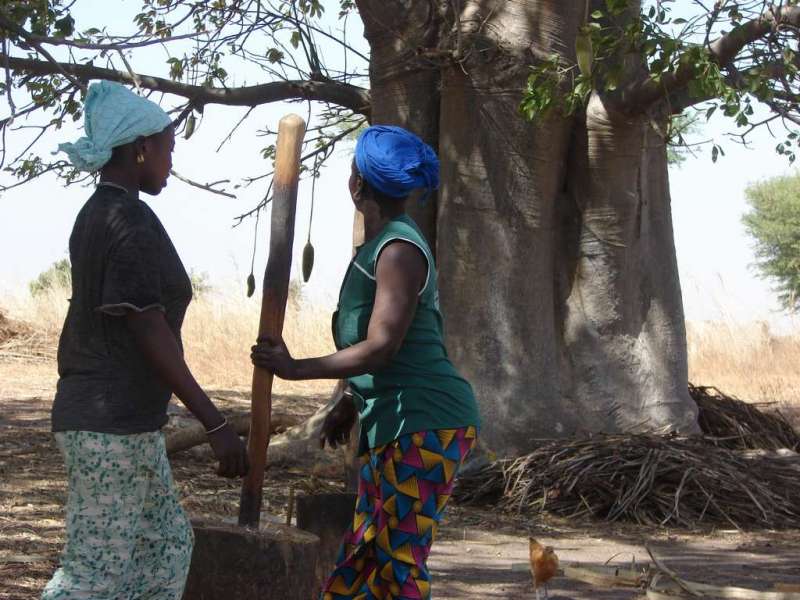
126, 309, 249, 477
251, 240, 427, 380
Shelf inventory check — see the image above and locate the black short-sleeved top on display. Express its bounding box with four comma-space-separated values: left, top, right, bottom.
51, 183, 192, 434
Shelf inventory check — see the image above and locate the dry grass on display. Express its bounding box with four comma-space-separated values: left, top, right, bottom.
0, 282, 336, 397
3, 283, 800, 412
180, 289, 335, 396
687, 321, 800, 423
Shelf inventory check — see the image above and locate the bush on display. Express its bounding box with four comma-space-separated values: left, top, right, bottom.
29, 259, 71, 297
189, 270, 212, 297
29, 260, 213, 300
743, 173, 800, 311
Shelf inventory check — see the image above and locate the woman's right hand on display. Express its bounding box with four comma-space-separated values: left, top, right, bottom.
320, 394, 358, 450
207, 424, 250, 478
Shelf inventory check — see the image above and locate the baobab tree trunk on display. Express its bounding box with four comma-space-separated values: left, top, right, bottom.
559, 94, 699, 437
356, 0, 700, 456
355, 0, 442, 247
436, 1, 582, 455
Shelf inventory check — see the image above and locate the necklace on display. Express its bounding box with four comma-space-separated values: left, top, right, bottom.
97, 181, 130, 194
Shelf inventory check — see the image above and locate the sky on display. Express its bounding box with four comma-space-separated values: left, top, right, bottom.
0, 102, 358, 307
0, 0, 361, 309
671, 115, 798, 330
1, 1, 798, 329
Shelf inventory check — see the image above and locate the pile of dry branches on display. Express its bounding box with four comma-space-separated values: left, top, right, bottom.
455, 387, 800, 529
691, 384, 800, 451
455, 433, 800, 528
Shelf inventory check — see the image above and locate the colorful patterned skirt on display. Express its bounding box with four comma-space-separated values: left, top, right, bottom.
321, 426, 477, 600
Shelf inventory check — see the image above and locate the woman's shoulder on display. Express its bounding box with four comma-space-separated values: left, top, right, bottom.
92, 188, 157, 228
353, 217, 434, 279
75, 189, 160, 249
375, 217, 432, 255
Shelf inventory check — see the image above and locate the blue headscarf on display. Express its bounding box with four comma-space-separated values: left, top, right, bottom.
354, 125, 439, 199
58, 80, 172, 172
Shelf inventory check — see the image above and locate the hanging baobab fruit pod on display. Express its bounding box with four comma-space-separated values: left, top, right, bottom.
246, 273, 256, 298
302, 240, 315, 282
184, 113, 196, 139
302, 156, 319, 283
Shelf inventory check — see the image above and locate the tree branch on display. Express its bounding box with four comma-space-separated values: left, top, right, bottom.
233, 117, 365, 224
23, 31, 206, 51
0, 53, 372, 117
669, 58, 799, 113
169, 170, 236, 199
621, 4, 800, 112
0, 13, 87, 92
706, 4, 799, 67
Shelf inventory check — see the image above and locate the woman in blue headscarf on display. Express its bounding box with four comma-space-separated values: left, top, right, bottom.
252, 125, 481, 600
43, 80, 248, 600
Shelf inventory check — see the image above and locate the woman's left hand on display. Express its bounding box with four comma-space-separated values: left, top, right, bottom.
251, 336, 298, 380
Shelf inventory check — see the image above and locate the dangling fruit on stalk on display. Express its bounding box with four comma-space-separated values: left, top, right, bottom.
184, 113, 196, 139
302, 240, 315, 282
246, 273, 256, 298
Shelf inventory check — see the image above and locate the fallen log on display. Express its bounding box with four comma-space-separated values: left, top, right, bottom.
272, 386, 340, 442
170, 382, 356, 474
264, 382, 358, 474
165, 413, 300, 456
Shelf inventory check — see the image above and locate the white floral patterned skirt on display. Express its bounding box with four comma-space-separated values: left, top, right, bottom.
42, 430, 194, 600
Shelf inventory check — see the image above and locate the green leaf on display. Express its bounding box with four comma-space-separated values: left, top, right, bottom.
54, 14, 75, 37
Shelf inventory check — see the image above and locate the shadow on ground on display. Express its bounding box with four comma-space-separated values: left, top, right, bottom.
2, 392, 799, 600
431, 519, 800, 599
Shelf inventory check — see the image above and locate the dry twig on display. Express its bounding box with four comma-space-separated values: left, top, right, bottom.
455, 428, 800, 529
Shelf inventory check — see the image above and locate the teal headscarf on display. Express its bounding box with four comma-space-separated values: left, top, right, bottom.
58, 80, 172, 172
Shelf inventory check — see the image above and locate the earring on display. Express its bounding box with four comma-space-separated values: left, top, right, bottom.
136, 153, 145, 164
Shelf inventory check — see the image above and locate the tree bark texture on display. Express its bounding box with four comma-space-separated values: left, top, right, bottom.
355, 0, 699, 455
355, 0, 442, 248
559, 95, 698, 437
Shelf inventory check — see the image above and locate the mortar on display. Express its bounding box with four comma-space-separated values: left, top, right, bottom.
183, 519, 319, 600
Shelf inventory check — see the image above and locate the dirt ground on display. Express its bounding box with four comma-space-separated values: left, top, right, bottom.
2, 361, 799, 600
432, 515, 800, 598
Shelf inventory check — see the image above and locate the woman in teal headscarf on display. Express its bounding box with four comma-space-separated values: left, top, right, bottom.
43, 80, 248, 600
252, 125, 481, 600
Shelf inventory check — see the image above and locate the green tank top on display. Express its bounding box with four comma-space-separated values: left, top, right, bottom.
333, 214, 481, 453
